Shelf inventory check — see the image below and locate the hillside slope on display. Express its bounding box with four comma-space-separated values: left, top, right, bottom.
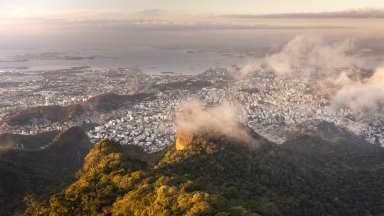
0, 127, 92, 215
0, 131, 59, 150
1, 92, 155, 126
25, 129, 384, 216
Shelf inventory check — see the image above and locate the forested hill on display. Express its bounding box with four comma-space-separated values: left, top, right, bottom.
1, 92, 155, 127
0, 127, 92, 215
24, 129, 384, 216
0, 130, 59, 150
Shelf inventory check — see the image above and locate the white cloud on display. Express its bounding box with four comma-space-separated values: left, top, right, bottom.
331, 67, 384, 118
176, 98, 254, 143
240, 34, 384, 119
223, 8, 384, 19
265, 34, 357, 80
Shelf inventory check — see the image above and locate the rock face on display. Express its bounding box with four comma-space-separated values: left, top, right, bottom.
175, 128, 194, 150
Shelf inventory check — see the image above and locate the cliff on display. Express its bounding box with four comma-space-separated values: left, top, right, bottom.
175, 128, 195, 150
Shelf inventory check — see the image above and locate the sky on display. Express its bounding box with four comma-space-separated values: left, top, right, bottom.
0, 0, 384, 49
1, 0, 384, 14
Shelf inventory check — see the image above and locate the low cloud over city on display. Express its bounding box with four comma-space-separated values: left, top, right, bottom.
240, 33, 384, 118
176, 99, 253, 143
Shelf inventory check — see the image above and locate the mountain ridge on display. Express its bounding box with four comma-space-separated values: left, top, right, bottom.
1, 92, 155, 127
0, 131, 59, 150
23, 127, 384, 216
0, 126, 92, 215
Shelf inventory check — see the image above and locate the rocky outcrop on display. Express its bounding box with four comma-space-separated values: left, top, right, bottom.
175, 128, 194, 150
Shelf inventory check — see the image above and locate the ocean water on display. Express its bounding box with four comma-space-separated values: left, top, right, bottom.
0, 47, 250, 75
0, 46, 380, 75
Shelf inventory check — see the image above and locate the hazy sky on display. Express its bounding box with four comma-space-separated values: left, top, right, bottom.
1, 1, 384, 49
1, 0, 384, 14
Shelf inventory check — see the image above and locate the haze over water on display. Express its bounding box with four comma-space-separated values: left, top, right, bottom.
0, 47, 251, 74
1, 1, 384, 74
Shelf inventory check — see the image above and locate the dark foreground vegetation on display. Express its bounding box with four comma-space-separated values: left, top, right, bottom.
20, 129, 384, 216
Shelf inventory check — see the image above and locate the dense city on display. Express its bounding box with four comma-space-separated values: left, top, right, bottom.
0, 66, 383, 152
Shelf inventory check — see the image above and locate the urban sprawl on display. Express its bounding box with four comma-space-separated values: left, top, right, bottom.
0, 66, 383, 152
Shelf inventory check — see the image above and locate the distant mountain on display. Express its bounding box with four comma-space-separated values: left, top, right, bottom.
281, 133, 381, 154
268, 120, 381, 150
0, 127, 92, 215
150, 80, 213, 92
0, 131, 59, 150
25, 127, 384, 216
1, 92, 155, 126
